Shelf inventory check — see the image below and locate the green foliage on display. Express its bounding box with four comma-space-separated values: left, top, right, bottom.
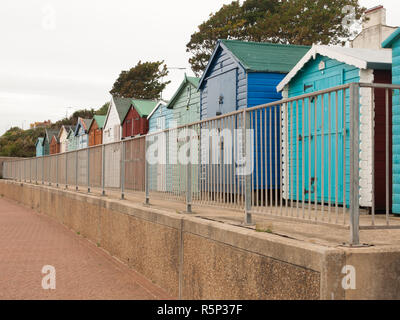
0, 127, 45, 158
51, 109, 95, 128
187, 0, 366, 75
0, 104, 106, 158
110, 61, 170, 100
96, 102, 110, 116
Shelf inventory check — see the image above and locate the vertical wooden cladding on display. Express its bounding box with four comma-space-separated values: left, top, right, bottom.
373, 70, 393, 211
124, 137, 146, 191
49, 136, 60, 155
88, 121, 103, 147
122, 107, 149, 139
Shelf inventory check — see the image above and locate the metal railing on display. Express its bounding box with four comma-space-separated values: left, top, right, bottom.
3, 83, 400, 245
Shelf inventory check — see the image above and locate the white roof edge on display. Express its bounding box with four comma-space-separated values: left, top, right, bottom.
147, 99, 168, 120
277, 45, 391, 92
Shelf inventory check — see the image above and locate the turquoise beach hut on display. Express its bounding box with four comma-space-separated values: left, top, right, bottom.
277, 45, 392, 211
383, 28, 400, 214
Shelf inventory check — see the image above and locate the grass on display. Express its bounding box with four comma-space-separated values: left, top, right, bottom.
255, 224, 274, 234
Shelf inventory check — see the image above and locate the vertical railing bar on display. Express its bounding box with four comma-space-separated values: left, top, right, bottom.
335, 91, 339, 224
229, 116, 233, 207
222, 118, 225, 207
263, 109, 266, 210
296, 100, 299, 217
208, 124, 211, 204
285, 102, 289, 216
48, 156, 51, 186
275, 106, 278, 215
343, 88, 347, 225
290, 101, 294, 217
87, 148, 90, 193
186, 126, 192, 213
255, 111, 259, 211
35, 158, 38, 185
121, 141, 125, 200
328, 92, 332, 223
280, 104, 283, 217
244, 108, 252, 224
386, 88, 390, 226
217, 120, 220, 206
321, 94, 325, 221
314, 95, 318, 221
269, 108, 272, 214
302, 99, 305, 219
251, 112, 255, 210
145, 138, 150, 204
371, 88, 375, 226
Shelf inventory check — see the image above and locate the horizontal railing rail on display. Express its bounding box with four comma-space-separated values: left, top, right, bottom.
3, 82, 400, 245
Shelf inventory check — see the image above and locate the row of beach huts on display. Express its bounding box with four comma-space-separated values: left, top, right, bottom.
34, 6, 400, 213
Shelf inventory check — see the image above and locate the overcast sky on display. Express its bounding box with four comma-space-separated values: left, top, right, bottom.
0, 0, 398, 135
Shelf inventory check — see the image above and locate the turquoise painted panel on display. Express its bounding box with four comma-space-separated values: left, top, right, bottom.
287, 54, 360, 206
392, 40, 400, 213
36, 139, 44, 157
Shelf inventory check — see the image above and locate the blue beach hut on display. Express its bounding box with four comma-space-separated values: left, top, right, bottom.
277, 45, 392, 211
198, 40, 310, 200
36, 138, 44, 157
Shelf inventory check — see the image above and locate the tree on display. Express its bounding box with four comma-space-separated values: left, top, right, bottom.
96, 102, 110, 116
186, 1, 247, 75
187, 0, 365, 75
0, 127, 46, 158
110, 61, 170, 100
52, 109, 95, 128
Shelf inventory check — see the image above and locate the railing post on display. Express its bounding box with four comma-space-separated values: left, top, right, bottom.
87, 147, 90, 193
75, 151, 79, 191
30, 159, 32, 183
101, 145, 106, 196
244, 109, 252, 225
35, 158, 38, 185
186, 126, 192, 213
145, 137, 150, 205
120, 141, 125, 200
349, 83, 360, 246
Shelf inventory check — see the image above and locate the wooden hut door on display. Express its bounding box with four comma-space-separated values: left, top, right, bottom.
207, 69, 237, 118
300, 75, 344, 204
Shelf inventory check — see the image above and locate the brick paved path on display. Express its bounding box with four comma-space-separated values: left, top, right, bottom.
0, 198, 171, 300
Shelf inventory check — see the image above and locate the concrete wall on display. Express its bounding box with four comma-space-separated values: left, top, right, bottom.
1, 179, 400, 300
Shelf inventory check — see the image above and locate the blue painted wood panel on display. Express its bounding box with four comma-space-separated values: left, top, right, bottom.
36, 139, 44, 157
199, 46, 287, 193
